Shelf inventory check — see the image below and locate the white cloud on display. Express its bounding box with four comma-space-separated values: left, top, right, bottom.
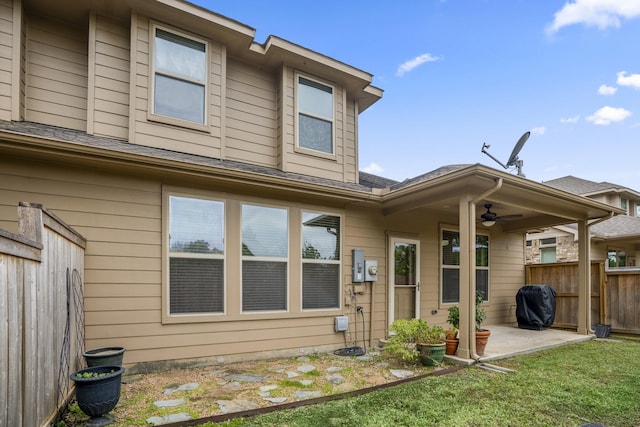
617, 71, 640, 89
586, 106, 631, 125
531, 126, 546, 135
598, 84, 617, 95
546, 0, 640, 34
362, 162, 384, 174
560, 115, 580, 124
396, 53, 440, 77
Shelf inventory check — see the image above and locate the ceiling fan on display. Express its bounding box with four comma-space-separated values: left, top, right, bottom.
479, 204, 522, 227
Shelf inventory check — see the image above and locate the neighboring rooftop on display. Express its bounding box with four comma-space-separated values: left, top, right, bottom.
543, 175, 639, 197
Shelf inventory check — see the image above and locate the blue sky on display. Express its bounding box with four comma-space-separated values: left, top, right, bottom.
193, 1, 640, 189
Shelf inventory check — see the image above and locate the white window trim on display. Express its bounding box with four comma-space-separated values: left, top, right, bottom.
148, 23, 210, 131
300, 211, 342, 312
440, 226, 490, 305
240, 203, 290, 314
294, 72, 336, 160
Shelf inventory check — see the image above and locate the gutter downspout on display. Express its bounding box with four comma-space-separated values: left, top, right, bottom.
466, 177, 503, 361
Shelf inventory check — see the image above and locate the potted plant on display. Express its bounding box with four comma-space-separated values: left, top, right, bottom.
445, 305, 460, 355
384, 318, 446, 366
83, 346, 126, 368
475, 291, 491, 356
70, 365, 125, 425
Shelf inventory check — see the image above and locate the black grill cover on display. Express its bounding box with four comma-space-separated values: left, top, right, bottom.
516, 285, 556, 330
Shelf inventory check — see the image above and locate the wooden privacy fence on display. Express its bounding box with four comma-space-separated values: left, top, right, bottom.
526, 261, 640, 335
0, 203, 86, 427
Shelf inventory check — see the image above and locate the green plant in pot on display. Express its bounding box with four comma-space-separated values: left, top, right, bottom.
445, 305, 460, 355
475, 290, 491, 356
385, 318, 446, 366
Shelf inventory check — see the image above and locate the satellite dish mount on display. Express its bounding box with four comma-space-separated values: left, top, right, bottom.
481, 131, 530, 177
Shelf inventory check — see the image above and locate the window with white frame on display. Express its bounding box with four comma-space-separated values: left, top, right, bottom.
168, 196, 224, 314
297, 76, 334, 154
301, 212, 341, 309
621, 198, 629, 214
153, 27, 207, 124
242, 204, 288, 311
608, 248, 627, 268
539, 237, 557, 264
441, 229, 489, 304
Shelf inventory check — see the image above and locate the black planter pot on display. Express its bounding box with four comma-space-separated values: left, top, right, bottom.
83, 346, 126, 367
594, 324, 611, 338
71, 365, 125, 426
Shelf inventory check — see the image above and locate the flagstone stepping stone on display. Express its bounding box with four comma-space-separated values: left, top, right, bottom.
222, 373, 268, 383
356, 354, 373, 361
299, 379, 314, 386
292, 390, 322, 400
147, 413, 191, 425
163, 382, 199, 395
154, 398, 185, 408
259, 385, 278, 392
390, 369, 414, 379
223, 381, 241, 389
287, 371, 300, 378
297, 356, 311, 362
326, 366, 343, 373
263, 396, 287, 403
216, 399, 260, 414
297, 364, 316, 373
325, 374, 345, 385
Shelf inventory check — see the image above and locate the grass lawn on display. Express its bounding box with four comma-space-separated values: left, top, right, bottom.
206, 339, 640, 427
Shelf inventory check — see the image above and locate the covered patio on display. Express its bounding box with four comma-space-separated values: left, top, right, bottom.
446, 325, 594, 364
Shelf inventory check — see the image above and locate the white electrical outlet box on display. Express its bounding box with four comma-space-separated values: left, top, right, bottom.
335, 316, 349, 332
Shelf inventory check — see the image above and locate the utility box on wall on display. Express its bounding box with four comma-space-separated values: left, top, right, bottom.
335, 316, 349, 332
364, 260, 378, 281
352, 249, 365, 282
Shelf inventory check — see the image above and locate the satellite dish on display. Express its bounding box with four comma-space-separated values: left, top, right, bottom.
481, 131, 530, 177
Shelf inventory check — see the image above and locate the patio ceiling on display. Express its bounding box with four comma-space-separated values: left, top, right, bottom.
379, 164, 622, 232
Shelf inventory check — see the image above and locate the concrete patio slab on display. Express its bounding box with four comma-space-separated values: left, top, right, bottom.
446, 325, 594, 364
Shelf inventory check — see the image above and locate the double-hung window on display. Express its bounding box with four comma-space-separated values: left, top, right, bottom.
297, 76, 334, 154
153, 27, 207, 124
301, 212, 341, 309
441, 229, 489, 303
168, 196, 225, 314
241, 204, 288, 312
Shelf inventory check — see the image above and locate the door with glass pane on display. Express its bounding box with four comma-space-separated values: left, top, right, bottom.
389, 237, 420, 323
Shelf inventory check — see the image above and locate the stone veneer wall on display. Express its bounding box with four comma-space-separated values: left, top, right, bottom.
526, 235, 578, 264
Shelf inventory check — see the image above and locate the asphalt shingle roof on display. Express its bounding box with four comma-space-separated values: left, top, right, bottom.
542, 175, 627, 195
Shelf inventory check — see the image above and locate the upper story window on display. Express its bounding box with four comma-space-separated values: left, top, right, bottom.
301, 212, 341, 310
153, 27, 207, 124
620, 197, 629, 214
441, 229, 489, 304
168, 195, 225, 315
297, 75, 334, 155
242, 204, 288, 312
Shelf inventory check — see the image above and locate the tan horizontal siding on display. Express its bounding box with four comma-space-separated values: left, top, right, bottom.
86, 310, 160, 326
92, 15, 129, 139
25, 15, 87, 130
0, 1, 12, 120
224, 59, 277, 167
84, 269, 160, 285
2, 157, 358, 370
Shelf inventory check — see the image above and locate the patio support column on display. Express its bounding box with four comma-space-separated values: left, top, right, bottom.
576, 218, 591, 335
457, 194, 475, 359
